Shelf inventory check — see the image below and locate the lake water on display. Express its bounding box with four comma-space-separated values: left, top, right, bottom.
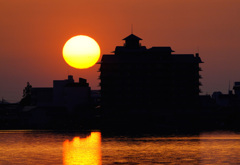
0, 130, 240, 165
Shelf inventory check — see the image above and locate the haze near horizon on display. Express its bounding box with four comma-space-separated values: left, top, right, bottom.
1, 0, 240, 102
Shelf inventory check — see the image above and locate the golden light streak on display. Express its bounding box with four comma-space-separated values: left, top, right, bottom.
63, 132, 102, 165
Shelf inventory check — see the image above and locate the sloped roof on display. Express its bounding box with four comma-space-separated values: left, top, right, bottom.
123, 34, 142, 40
114, 46, 147, 54
148, 47, 174, 52
171, 54, 203, 63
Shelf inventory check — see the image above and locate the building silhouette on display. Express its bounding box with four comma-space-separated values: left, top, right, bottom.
212, 82, 240, 108
1, 76, 99, 129
31, 75, 91, 112
26, 76, 93, 129
99, 34, 203, 120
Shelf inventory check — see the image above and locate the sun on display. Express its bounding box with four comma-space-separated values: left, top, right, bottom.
62, 35, 101, 69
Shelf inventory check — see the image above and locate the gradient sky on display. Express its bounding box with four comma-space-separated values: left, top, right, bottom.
1, 0, 240, 102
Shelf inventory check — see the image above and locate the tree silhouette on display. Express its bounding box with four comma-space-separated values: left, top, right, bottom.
20, 82, 32, 106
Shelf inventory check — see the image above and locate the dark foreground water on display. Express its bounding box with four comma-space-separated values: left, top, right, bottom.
0, 130, 240, 165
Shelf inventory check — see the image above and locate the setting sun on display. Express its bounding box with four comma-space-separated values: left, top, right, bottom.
62, 35, 101, 69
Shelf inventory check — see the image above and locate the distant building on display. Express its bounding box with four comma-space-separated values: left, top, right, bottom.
212, 82, 240, 108
31, 75, 91, 112
99, 34, 203, 116
233, 82, 240, 98
53, 75, 74, 106
17, 76, 97, 129
212, 91, 232, 107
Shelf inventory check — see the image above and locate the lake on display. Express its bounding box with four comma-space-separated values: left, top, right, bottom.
0, 130, 240, 164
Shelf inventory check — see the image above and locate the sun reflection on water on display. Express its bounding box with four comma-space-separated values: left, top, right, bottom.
63, 132, 101, 165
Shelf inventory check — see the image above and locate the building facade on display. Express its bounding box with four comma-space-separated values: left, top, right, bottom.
31, 75, 91, 112
99, 34, 203, 117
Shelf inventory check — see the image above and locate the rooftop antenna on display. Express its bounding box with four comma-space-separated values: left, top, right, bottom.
228, 80, 231, 91
131, 24, 133, 34
197, 46, 200, 53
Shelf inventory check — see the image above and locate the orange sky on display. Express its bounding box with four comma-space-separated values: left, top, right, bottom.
1, 0, 240, 102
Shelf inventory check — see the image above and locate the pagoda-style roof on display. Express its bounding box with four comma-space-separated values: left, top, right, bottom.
148, 47, 175, 53
123, 34, 142, 41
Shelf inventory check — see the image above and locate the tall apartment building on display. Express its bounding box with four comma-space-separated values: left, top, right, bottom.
99, 34, 203, 117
